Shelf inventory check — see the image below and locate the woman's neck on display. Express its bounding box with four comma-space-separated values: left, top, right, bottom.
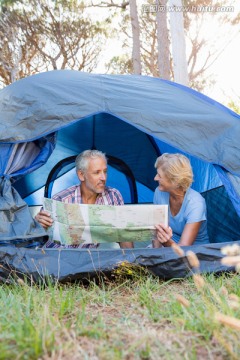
170, 188, 186, 201
169, 189, 186, 216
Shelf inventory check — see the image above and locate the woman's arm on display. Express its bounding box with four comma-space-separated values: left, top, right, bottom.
178, 222, 202, 246
153, 223, 174, 247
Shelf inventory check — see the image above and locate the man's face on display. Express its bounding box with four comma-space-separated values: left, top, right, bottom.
78, 157, 107, 194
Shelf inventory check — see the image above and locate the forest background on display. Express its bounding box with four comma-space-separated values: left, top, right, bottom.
0, 0, 239, 111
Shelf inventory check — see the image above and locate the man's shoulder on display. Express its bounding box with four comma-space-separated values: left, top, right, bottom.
52, 184, 80, 201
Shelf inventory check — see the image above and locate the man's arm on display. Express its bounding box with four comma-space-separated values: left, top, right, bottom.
36, 186, 78, 229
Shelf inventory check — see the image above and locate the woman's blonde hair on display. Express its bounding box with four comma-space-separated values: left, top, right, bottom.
155, 153, 193, 191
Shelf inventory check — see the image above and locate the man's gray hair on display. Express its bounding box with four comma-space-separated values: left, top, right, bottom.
75, 150, 107, 173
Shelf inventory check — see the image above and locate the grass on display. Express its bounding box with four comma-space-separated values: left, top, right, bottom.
0, 252, 240, 359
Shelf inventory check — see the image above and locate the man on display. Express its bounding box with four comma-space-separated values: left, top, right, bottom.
35, 149, 134, 249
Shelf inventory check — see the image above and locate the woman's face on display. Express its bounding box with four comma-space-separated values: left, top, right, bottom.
154, 167, 174, 192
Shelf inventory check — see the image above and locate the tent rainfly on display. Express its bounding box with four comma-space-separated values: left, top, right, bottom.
0, 70, 239, 283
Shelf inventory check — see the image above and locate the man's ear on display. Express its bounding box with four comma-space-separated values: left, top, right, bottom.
77, 170, 85, 182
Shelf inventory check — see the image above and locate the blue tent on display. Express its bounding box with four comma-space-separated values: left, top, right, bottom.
0, 70, 239, 281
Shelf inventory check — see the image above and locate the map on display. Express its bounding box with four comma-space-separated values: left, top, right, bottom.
43, 198, 168, 246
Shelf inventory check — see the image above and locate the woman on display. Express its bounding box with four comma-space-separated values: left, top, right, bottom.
153, 153, 209, 247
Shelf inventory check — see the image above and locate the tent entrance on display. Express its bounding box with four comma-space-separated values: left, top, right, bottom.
13, 114, 161, 204
8, 112, 240, 245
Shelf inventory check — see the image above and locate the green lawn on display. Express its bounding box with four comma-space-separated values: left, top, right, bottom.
0, 266, 239, 360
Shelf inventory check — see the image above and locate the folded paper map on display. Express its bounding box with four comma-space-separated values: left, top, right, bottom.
43, 198, 168, 245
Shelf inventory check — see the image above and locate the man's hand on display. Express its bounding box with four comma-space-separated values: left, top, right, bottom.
35, 210, 53, 229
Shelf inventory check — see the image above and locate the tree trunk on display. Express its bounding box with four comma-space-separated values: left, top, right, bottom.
156, 0, 171, 80
129, 0, 141, 74
168, 0, 189, 85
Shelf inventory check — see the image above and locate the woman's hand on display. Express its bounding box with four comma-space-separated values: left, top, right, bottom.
154, 223, 174, 247
35, 210, 53, 229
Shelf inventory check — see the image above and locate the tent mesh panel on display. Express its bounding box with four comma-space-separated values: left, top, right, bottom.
202, 186, 240, 243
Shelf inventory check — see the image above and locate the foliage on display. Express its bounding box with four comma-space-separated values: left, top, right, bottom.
0, 0, 110, 86
106, 55, 133, 74
228, 100, 240, 114
182, 0, 240, 90
0, 0, 239, 93
105, 0, 240, 91
106, 0, 165, 78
